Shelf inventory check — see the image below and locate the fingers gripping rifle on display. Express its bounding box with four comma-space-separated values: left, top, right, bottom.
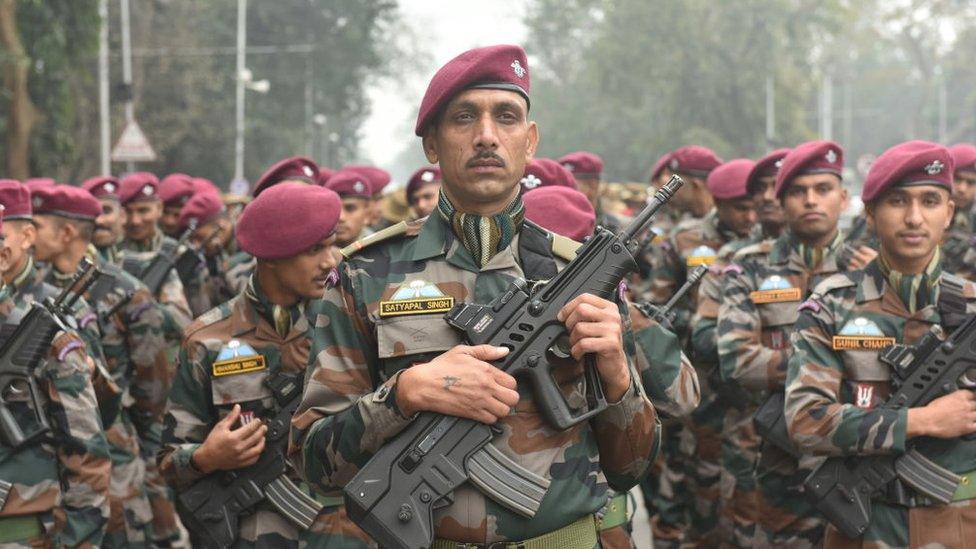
0, 259, 98, 448
804, 317, 976, 538
342, 176, 685, 549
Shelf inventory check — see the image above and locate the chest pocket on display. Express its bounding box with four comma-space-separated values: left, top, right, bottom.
375, 315, 463, 381
756, 300, 800, 350
210, 365, 273, 418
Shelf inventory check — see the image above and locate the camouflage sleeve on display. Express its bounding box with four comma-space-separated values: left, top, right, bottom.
717, 265, 789, 391
185, 267, 213, 318
158, 270, 193, 337
290, 265, 414, 492
594, 300, 659, 491
690, 267, 722, 364
784, 300, 907, 457
123, 288, 171, 455
45, 331, 111, 547
158, 338, 216, 490
628, 303, 699, 417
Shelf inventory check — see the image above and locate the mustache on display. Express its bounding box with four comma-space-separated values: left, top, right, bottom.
465, 151, 505, 168
94, 224, 113, 232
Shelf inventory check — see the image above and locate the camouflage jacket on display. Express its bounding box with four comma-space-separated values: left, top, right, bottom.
0, 285, 111, 547
118, 232, 193, 342
628, 304, 700, 418
942, 207, 975, 279
160, 283, 369, 545
292, 216, 658, 544
221, 250, 255, 298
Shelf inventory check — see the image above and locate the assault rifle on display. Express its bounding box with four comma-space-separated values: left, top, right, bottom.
343, 175, 685, 549
0, 259, 98, 448
176, 371, 324, 548
804, 318, 976, 538
127, 222, 196, 296
634, 263, 708, 329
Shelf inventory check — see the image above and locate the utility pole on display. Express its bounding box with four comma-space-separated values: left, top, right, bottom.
765, 76, 775, 148
98, 0, 110, 175
233, 0, 247, 184
120, 0, 134, 173
938, 68, 947, 143
820, 74, 833, 140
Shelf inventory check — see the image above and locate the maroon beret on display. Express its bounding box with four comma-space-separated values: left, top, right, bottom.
521, 158, 577, 191
190, 178, 219, 197
252, 156, 319, 197
159, 173, 195, 207
668, 146, 723, 178
862, 140, 953, 203
32, 185, 101, 221
119, 172, 161, 205
344, 165, 391, 195
707, 159, 755, 200
523, 186, 595, 242
774, 140, 843, 198
326, 170, 373, 199
24, 178, 57, 191
558, 151, 604, 179
236, 182, 341, 260
415, 44, 530, 136
82, 176, 121, 200
317, 167, 335, 186
948, 144, 976, 174
178, 191, 224, 231
649, 152, 673, 182
0, 180, 32, 220
406, 166, 442, 204
747, 148, 790, 194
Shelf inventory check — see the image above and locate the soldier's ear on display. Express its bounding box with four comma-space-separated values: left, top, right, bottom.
865, 202, 876, 230
525, 121, 539, 158
945, 196, 956, 230
422, 130, 438, 164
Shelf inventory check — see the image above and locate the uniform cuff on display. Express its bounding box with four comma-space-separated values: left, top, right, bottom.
595, 375, 645, 427
172, 444, 207, 487
357, 371, 417, 445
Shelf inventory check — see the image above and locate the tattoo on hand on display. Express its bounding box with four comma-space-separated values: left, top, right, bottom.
443, 376, 460, 390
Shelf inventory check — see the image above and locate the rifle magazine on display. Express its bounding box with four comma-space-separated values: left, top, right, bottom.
264, 475, 324, 529
467, 442, 550, 518
894, 448, 961, 504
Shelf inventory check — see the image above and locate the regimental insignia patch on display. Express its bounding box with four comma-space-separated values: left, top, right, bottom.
212, 339, 267, 377
686, 245, 717, 267
650, 227, 666, 245
379, 279, 455, 318
750, 275, 802, 304
832, 317, 895, 350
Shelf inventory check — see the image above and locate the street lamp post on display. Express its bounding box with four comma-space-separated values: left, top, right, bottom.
233, 0, 247, 184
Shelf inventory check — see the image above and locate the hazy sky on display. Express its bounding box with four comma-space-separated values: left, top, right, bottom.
358, 0, 528, 178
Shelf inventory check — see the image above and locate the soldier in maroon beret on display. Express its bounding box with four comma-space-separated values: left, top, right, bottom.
557, 151, 630, 236
294, 44, 660, 549
344, 164, 392, 230
943, 144, 976, 276
523, 185, 595, 241
405, 166, 441, 219
0, 180, 38, 289
251, 156, 319, 197
160, 182, 346, 548
325, 169, 374, 247
522, 157, 577, 191
159, 173, 195, 238
82, 176, 127, 264
746, 148, 790, 240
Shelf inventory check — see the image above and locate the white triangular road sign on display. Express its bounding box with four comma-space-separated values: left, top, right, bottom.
111, 120, 157, 162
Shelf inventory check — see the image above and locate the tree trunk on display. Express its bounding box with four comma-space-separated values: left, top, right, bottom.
0, 0, 37, 179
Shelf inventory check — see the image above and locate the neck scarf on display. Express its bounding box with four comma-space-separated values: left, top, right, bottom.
437, 191, 524, 267
878, 248, 942, 314
244, 274, 304, 338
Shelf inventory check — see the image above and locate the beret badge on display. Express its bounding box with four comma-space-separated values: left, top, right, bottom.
32, 196, 42, 208
104, 182, 116, 193
142, 184, 154, 196
303, 165, 314, 177
669, 158, 680, 170
510, 60, 526, 78
521, 174, 542, 189
421, 170, 435, 183
562, 162, 575, 172
925, 160, 944, 175
825, 149, 837, 163
353, 181, 365, 194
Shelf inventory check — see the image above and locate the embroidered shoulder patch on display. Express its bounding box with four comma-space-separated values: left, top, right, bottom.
750, 275, 802, 304
686, 245, 717, 267
831, 317, 895, 350
212, 340, 266, 377
379, 280, 455, 318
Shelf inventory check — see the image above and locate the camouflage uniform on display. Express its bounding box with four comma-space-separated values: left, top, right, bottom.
159, 277, 371, 548
291, 215, 658, 546
222, 250, 256, 298
48, 258, 172, 547
785, 255, 976, 548
118, 232, 194, 343
717, 232, 847, 548
943, 207, 975, 279
0, 283, 111, 547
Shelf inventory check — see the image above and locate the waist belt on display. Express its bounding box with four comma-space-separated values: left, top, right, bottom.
0, 514, 44, 543
596, 493, 629, 531
431, 514, 598, 549
884, 468, 976, 508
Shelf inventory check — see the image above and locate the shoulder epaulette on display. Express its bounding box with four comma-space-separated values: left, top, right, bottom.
551, 233, 583, 262
341, 218, 426, 259
812, 272, 858, 297
670, 216, 703, 237
731, 239, 773, 261
184, 296, 238, 338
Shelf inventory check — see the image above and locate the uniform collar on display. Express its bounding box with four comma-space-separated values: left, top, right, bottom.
236, 274, 307, 343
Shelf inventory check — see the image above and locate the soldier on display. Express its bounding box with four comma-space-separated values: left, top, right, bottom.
158, 173, 195, 239
180, 191, 238, 313
558, 151, 627, 233
116, 172, 194, 341
522, 157, 578, 191
785, 140, 976, 547
945, 143, 976, 277
523, 185, 594, 242
325, 170, 374, 247
718, 140, 858, 548
30, 184, 174, 547
292, 44, 658, 548
405, 166, 442, 219
345, 165, 391, 230
82, 176, 126, 265
222, 156, 322, 298
159, 182, 370, 547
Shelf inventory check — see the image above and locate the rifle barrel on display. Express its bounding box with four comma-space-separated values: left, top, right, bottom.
620, 174, 683, 242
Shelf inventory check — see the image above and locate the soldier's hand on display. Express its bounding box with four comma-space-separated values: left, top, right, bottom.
907, 390, 976, 439
192, 404, 268, 473
848, 246, 878, 270
558, 293, 631, 403
396, 345, 519, 424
